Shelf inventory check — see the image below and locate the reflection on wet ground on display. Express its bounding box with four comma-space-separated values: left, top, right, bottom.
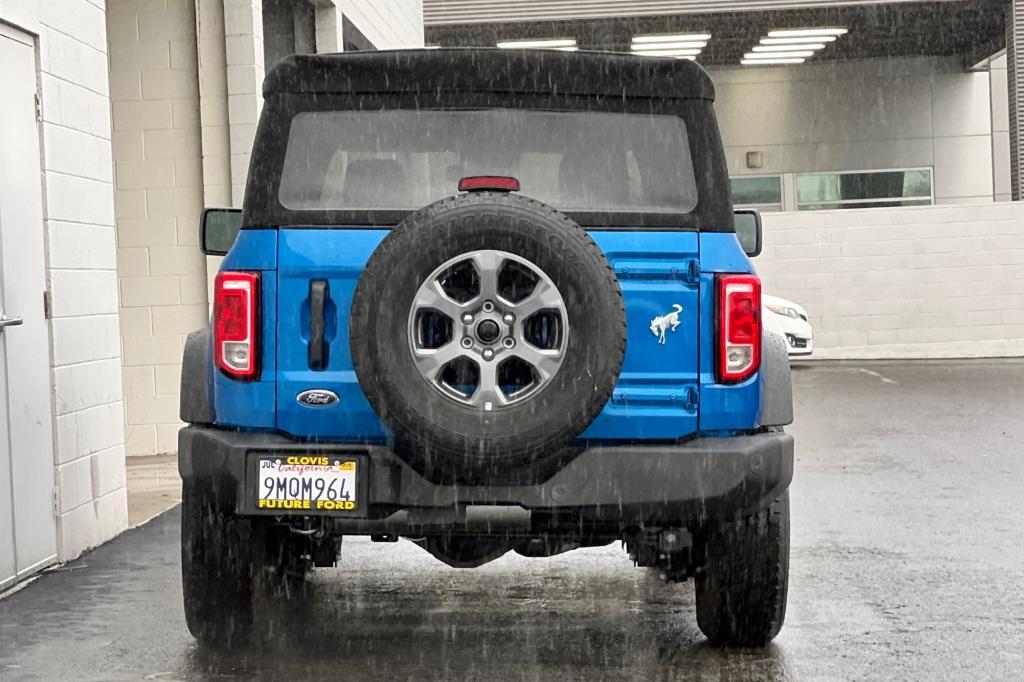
3, 360, 1024, 681
195, 539, 792, 681
1, 511, 792, 682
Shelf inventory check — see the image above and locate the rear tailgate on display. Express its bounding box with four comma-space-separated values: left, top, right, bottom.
273, 229, 700, 442
275, 229, 389, 440
580, 231, 700, 440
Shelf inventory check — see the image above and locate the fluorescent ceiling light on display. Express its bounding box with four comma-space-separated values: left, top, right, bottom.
760, 36, 837, 45
633, 48, 703, 57
742, 27, 842, 66
741, 58, 805, 65
744, 50, 814, 59
767, 28, 847, 38
752, 43, 825, 52
631, 40, 707, 50
632, 33, 711, 44
496, 38, 577, 49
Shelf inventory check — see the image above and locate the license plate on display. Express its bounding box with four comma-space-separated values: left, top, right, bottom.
256, 456, 358, 512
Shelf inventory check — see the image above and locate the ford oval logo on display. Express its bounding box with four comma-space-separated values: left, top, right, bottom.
297, 389, 339, 407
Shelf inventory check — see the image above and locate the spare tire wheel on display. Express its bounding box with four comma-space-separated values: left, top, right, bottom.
350, 192, 626, 477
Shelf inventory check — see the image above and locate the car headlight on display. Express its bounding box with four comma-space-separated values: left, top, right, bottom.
765, 304, 801, 319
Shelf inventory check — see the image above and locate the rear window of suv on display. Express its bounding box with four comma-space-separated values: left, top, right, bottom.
278, 109, 698, 215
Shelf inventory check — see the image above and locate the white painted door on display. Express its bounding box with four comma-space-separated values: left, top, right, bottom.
0, 24, 58, 589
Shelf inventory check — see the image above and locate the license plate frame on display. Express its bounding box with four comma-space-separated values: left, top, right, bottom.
250, 453, 368, 515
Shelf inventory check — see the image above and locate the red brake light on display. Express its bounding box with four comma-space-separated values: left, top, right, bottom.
717, 274, 761, 383
214, 271, 259, 380
458, 176, 521, 193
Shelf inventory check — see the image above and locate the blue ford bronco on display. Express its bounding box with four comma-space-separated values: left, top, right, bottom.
179, 49, 795, 648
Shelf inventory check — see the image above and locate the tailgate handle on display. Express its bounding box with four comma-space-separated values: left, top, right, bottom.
685, 259, 701, 285
308, 279, 329, 371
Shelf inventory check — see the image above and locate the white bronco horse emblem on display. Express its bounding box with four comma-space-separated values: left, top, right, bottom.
650, 304, 683, 345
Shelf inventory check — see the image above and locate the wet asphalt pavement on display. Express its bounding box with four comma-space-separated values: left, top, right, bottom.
2, 360, 1024, 681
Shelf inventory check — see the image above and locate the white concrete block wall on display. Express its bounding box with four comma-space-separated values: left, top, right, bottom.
0, 0, 129, 560
758, 202, 1024, 358
108, 0, 208, 456
712, 57, 995, 205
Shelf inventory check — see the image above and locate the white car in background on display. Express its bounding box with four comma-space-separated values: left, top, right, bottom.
763, 295, 813, 357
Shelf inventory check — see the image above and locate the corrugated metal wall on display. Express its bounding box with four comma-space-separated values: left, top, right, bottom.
424, 0, 961, 26
1008, 0, 1023, 199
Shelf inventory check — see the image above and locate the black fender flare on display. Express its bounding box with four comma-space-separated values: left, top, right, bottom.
760, 329, 794, 427
180, 328, 215, 425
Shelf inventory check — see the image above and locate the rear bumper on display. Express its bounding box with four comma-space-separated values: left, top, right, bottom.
178, 427, 793, 528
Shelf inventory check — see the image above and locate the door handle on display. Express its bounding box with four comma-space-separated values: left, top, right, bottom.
0, 316, 23, 330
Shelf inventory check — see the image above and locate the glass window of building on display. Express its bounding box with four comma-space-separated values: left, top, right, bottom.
730, 175, 783, 211
796, 168, 933, 211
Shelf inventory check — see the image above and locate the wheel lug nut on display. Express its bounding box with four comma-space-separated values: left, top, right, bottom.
482, 348, 494, 360
461, 313, 474, 324
482, 301, 495, 313
461, 337, 473, 348
502, 313, 515, 324
502, 337, 515, 349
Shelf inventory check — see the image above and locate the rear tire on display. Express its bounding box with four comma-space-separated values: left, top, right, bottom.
181, 480, 305, 647
694, 491, 790, 647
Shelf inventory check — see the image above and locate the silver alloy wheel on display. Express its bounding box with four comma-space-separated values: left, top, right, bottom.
408, 249, 568, 411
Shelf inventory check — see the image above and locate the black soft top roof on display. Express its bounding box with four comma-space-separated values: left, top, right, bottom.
263, 48, 716, 101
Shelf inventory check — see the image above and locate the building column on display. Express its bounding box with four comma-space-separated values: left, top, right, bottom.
1008, 0, 1024, 199
990, 55, 1012, 202
196, 0, 233, 210
108, 0, 208, 458
223, 0, 265, 207
314, 1, 344, 53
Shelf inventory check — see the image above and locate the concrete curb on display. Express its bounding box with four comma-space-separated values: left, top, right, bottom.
795, 339, 1024, 361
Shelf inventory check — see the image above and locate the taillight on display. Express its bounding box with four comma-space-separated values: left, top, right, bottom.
214, 271, 259, 380
716, 274, 761, 383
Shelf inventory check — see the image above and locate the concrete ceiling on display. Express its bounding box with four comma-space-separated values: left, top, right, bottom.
424, 0, 1008, 69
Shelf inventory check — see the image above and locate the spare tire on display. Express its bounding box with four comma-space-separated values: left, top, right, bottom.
350, 192, 625, 479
